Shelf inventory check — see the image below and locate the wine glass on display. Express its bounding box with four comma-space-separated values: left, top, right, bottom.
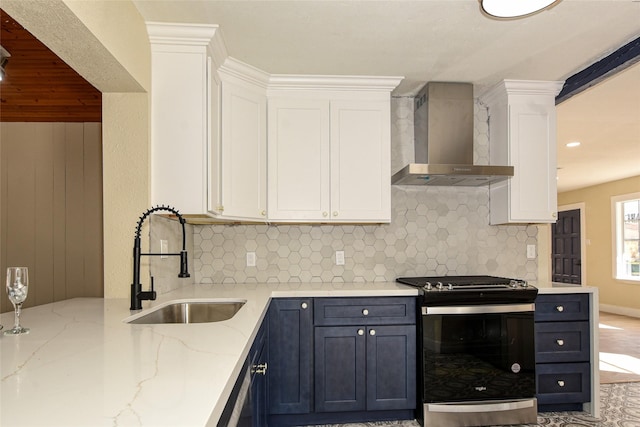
4, 267, 29, 335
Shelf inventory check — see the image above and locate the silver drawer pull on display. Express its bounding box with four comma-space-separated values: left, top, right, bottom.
556, 305, 564, 312
301, 302, 308, 309
557, 380, 565, 387
251, 363, 268, 375
556, 339, 565, 346
362, 309, 369, 316
358, 329, 364, 336
369, 329, 376, 336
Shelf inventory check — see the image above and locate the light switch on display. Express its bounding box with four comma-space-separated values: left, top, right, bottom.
336, 251, 345, 266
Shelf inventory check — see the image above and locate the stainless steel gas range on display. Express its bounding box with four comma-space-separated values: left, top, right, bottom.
396, 275, 539, 427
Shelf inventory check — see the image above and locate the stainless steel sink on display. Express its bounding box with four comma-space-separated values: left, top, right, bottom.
126, 300, 246, 324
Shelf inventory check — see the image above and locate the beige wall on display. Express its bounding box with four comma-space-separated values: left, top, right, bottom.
558, 175, 640, 313
0, 123, 104, 312
1, 0, 152, 298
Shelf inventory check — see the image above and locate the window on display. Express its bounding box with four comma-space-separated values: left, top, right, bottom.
612, 193, 640, 281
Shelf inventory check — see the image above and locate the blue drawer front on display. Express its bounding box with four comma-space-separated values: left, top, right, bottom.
536, 362, 591, 404
535, 294, 589, 322
314, 297, 416, 326
535, 321, 590, 363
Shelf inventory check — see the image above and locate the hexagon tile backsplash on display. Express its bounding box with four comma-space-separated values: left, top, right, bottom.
192, 186, 537, 285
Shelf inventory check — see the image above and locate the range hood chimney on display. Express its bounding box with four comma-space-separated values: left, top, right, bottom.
391, 82, 513, 186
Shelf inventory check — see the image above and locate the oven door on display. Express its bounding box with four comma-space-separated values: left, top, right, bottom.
421, 303, 536, 403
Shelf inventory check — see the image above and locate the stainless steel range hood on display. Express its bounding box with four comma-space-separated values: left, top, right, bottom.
391, 82, 513, 186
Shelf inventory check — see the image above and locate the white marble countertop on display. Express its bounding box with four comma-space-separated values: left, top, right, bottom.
0, 282, 417, 427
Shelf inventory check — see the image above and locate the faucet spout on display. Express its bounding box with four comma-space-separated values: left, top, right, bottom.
130, 205, 190, 310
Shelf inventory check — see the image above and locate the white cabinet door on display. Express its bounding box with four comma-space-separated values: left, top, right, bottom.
483, 80, 563, 225
267, 99, 330, 220
503, 103, 557, 223
267, 98, 391, 223
217, 81, 267, 220
331, 100, 391, 222
150, 46, 208, 214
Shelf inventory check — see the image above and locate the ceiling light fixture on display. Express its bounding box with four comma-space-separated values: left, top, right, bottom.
566, 141, 581, 148
0, 45, 11, 82
480, 0, 561, 18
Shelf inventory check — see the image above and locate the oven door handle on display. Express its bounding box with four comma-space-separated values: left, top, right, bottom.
426, 398, 535, 413
422, 303, 535, 315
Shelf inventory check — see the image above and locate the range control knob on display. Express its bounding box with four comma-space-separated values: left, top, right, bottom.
436, 282, 444, 290
447, 283, 453, 290
424, 282, 433, 291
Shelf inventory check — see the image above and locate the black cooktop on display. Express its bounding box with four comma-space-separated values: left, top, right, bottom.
396, 275, 538, 305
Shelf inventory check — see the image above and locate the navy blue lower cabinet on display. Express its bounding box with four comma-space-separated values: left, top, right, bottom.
314, 324, 417, 413
366, 324, 417, 411
535, 293, 591, 412
315, 326, 367, 412
268, 298, 314, 415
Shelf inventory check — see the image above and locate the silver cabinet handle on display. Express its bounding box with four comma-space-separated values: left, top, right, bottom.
556, 339, 564, 346
251, 363, 268, 375
369, 329, 376, 336
333, 211, 338, 217
556, 305, 564, 312
261, 210, 266, 216
323, 211, 328, 217
357, 329, 364, 336
557, 380, 565, 387
362, 309, 369, 316
301, 302, 308, 309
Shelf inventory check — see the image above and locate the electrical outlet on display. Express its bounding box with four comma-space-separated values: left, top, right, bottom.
527, 245, 536, 259
160, 240, 168, 259
335, 251, 345, 266
246, 252, 256, 267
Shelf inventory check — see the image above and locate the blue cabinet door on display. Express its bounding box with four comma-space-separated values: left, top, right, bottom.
366, 324, 417, 411
315, 326, 367, 412
268, 298, 313, 414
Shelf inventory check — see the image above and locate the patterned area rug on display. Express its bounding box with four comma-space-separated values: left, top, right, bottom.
303, 382, 640, 427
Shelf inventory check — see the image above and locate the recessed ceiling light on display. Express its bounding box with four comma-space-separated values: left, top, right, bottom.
566, 141, 581, 148
480, 0, 561, 18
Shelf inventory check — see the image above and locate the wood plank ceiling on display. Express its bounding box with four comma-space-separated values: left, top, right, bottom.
0, 9, 101, 122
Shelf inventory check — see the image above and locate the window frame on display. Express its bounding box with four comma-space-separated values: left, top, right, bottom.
611, 192, 640, 283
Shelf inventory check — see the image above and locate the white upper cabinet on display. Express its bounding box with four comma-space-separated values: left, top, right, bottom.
148, 23, 400, 222
211, 60, 268, 221
330, 100, 391, 222
268, 98, 330, 221
148, 23, 220, 215
481, 80, 564, 224
267, 80, 400, 223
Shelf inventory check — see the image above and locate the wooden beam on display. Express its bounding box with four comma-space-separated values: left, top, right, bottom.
557, 36, 640, 104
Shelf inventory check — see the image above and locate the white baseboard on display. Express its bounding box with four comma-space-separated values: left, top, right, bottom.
599, 303, 640, 319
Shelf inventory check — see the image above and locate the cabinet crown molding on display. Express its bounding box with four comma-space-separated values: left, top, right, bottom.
267, 75, 404, 92
480, 79, 565, 106
218, 57, 271, 89
146, 22, 228, 67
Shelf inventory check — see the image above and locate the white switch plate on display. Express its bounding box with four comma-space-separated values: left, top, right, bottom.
160, 240, 168, 259
527, 245, 536, 259
246, 252, 256, 267
336, 251, 345, 266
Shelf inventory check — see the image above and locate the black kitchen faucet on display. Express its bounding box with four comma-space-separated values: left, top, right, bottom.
130, 205, 190, 310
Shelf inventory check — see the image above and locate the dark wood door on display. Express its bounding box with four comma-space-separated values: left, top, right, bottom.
366, 325, 417, 411
552, 209, 582, 284
268, 298, 313, 414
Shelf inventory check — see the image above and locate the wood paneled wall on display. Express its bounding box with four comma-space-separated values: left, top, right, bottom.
0, 122, 103, 313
